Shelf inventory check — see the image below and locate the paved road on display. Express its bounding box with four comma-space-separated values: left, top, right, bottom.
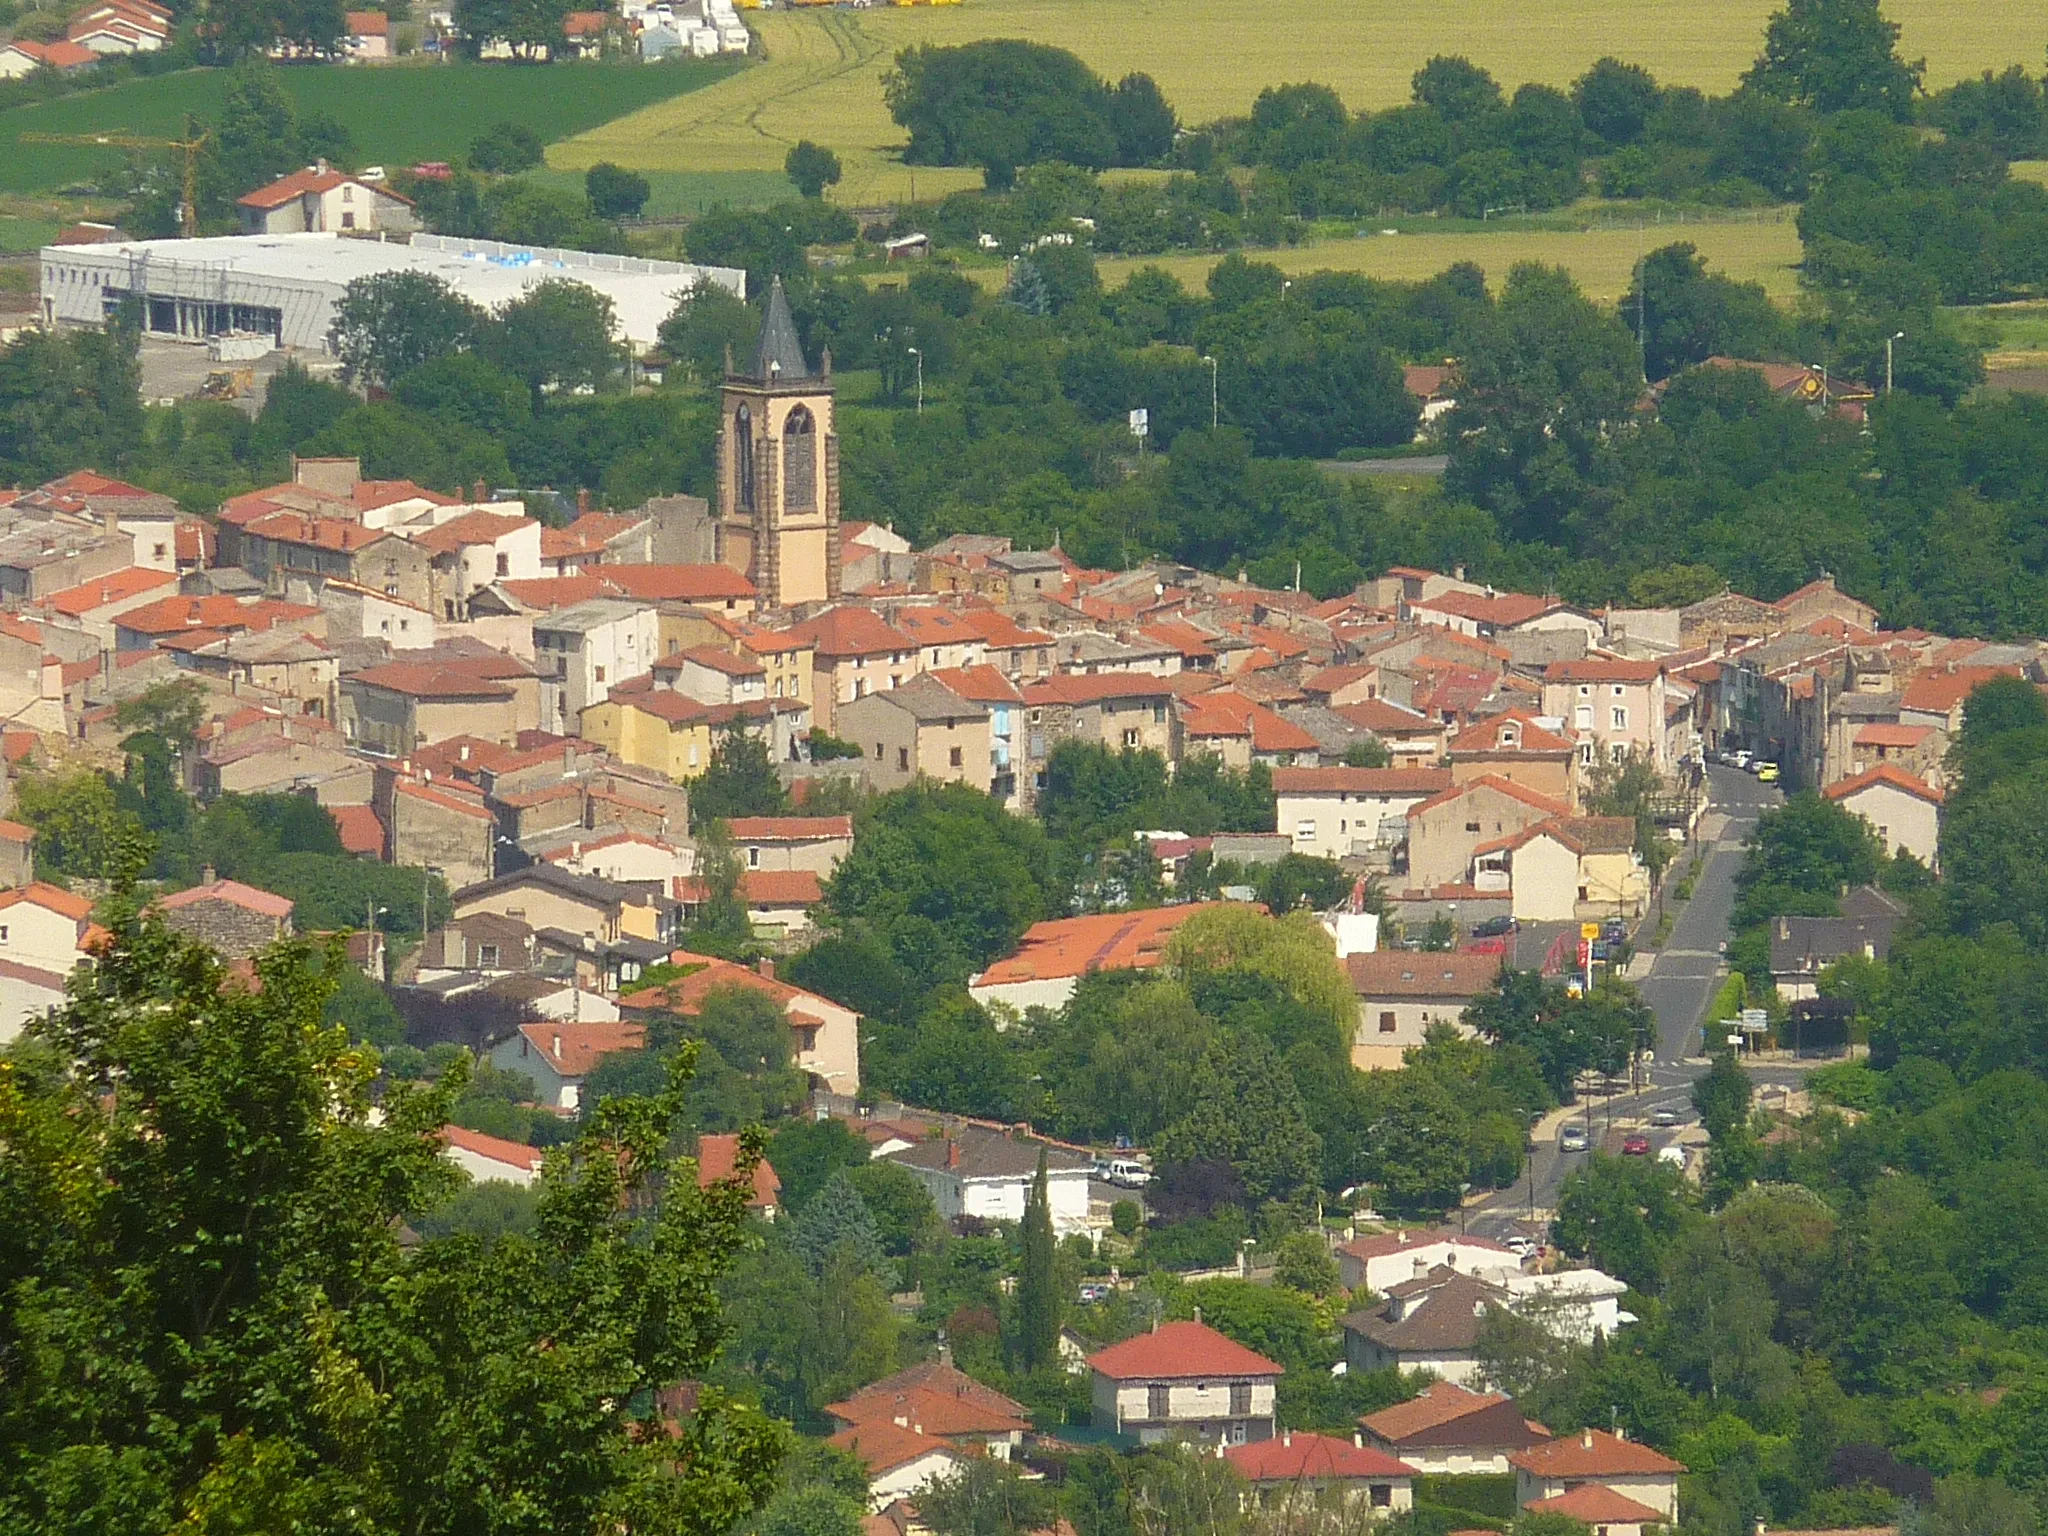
1464, 765, 1781, 1241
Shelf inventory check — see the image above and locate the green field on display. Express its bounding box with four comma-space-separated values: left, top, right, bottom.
0, 57, 739, 194
558, 0, 2048, 204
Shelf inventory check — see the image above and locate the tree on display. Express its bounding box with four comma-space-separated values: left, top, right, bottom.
1743, 0, 1923, 118
0, 878, 785, 1532
790, 1170, 887, 1280
1108, 73, 1177, 165
469, 120, 546, 173
327, 270, 482, 389
692, 725, 791, 826
1552, 1153, 1692, 1291
586, 161, 651, 219
0, 317, 144, 481
660, 283, 762, 389
1412, 55, 1504, 123
1154, 1033, 1322, 1205
114, 676, 208, 751
785, 140, 843, 200
884, 40, 1122, 175
1573, 57, 1661, 145
1013, 1149, 1061, 1372
1273, 1229, 1342, 1297
13, 769, 138, 881
481, 278, 621, 404
769, 1116, 872, 1215
1734, 791, 1883, 930
920, 1458, 1058, 1536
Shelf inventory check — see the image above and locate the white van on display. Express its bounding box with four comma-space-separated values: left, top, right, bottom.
1107, 1159, 1151, 1188
1656, 1144, 1688, 1170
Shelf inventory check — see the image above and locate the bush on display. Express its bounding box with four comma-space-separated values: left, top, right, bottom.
1141, 1206, 1249, 1271
1806, 1060, 1886, 1111
586, 162, 651, 220
1110, 1199, 1142, 1237
470, 121, 544, 175
1416, 1474, 1520, 1521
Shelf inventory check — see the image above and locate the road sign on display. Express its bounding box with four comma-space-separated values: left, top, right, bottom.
1128, 408, 1149, 438
1581, 922, 1601, 940
1740, 1008, 1767, 1030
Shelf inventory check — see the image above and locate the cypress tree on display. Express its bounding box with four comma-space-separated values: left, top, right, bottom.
1015, 1147, 1061, 1372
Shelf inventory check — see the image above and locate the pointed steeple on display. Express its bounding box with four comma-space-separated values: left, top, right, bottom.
745, 276, 810, 382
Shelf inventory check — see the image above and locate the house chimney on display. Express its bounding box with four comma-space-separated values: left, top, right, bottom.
1413, 1255, 1429, 1279
756, 957, 775, 980
473, 478, 487, 503
947, 1141, 960, 1169
201, 865, 216, 885
1282, 1432, 1292, 1448
1193, 1306, 1202, 1325
552, 1033, 562, 1060
1581, 1428, 1593, 1449
459, 744, 470, 762
577, 488, 591, 515
102, 506, 119, 537
1354, 1433, 1364, 1449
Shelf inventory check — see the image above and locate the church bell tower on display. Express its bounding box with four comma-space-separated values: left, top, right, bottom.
717, 276, 840, 609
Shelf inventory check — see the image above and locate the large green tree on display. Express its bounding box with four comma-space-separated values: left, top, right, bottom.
327, 271, 483, 390
0, 876, 784, 1533
1743, 0, 1923, 118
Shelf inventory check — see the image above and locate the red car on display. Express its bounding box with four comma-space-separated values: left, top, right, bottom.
1621, 1134, 1651, 1156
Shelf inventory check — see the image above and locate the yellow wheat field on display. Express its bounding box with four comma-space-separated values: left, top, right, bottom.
556, 0, 2043, 207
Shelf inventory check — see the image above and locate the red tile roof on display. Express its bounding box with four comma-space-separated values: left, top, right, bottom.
238, 165, 412, 209
1853, 722, 1931, 748
116, 596, 320, 638
741, 869, 824, 906
1526, 1486, 1665, 1523
1452, 710, 1576, 756
1509, 1429, 1684, 1478
1087, 1320, 1283, 1381
500, 565, 756, 608
827, 1385, 1027, 1438
46, 566, 178, 617
1333, 698, 1439, 735
1408, 773, 1572, 821
157, 878, 295, 920
1543, 657, 1665, 684
1271, 766, 1451, 796
345, 8, 389, 33
513, 1020, 645, 1077
696, 1132, 781, 1207
1359, 1380, 1507, 1441
394, 780, 497, 820
1822, 762, 1942, 805
440, 1123, 545, 1173
1023, 672, 1179, 706
1225, 1431, 1414, 1483
778, 606, 915, 659
328, 803, 385, 858
406, 510, 533, 556
1414, 590, 1554, 628
928, 664, 1024, 704
1348, 950, 1504, 998
1900, 665, 2023, 714
0, 818, 34, 844
826, 1420, 965, 1477
348, 663, 516, 700
974, 904, 1226, 988
725, 815, 853, 841
8, 37, 98, 67
0, 881, 93, 921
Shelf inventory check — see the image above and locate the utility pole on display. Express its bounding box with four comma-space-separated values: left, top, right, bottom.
1886, 331, 1904, 395
1201, 353, 1218, 429
907, 346, 922, 415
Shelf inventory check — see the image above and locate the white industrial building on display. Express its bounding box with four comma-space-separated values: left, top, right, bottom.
39, 232, 745, 355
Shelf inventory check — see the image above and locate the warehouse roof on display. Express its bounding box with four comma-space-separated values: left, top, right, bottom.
45, 232, 745, 350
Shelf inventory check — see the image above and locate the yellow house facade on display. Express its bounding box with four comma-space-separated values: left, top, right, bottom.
582, 690, 722, 781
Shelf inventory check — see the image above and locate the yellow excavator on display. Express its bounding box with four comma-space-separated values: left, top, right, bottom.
18, 124, 210, 237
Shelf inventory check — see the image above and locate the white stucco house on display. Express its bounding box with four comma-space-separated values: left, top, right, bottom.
883, 1126, 1095, 1236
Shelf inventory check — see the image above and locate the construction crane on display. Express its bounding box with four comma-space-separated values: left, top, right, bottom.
19, 125, 210, 237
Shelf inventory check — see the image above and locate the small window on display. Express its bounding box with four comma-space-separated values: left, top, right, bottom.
1371, 1485, 1392, 1509
949, 746, 963, 768
342, 184, 354, 202
1465, 821, 1481, 833
594, 666, 606, 684
479, 944, 500, 968
747, 847, 760, 867
1379, 1011, 1396, 1034
1123, 728, 1141, 748
1295, 819, 1316, 842
496, 552, 509, 577
1612, 684, 1625, 696
153, 542, 167, 559
898, 747, 910, 771
1612, 707, 1628, 730
340, 211, 355, 229
0, 924, 8, 943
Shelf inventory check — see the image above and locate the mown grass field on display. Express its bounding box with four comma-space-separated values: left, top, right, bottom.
0, 57, 738, 194
558, 0, 2046, 204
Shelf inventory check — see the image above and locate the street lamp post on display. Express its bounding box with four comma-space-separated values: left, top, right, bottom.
907, 347, 922, 415
1201, 353, 1218, 429
1886, 331, 1904, 395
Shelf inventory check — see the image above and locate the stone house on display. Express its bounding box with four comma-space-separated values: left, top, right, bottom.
1541, 658, 1670, 770
1346, 950, 1500, 1071
155, 875, 294, 960
725, 815, 853, 876
1406, 775, 1573, 895
1342, 1264, 1508, 1385
839, 673, 993, 794
1449, 709, 1579, 807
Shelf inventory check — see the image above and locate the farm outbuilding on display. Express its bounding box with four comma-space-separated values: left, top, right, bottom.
40, 232, 746, 355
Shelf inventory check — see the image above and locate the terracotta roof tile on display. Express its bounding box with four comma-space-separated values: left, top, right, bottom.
1087, 1320, 1283, 1381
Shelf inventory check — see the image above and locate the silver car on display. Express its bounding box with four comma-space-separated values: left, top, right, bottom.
1559, 1124, 1591, 1152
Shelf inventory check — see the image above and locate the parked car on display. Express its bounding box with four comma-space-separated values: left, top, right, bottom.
1657, 1145, 1689, 1170
1559, 1124, 1591, 1152
1505, 1235, 1535, 1257
1732, 750, 1753, 770
1471, 915, 1518, 938
1602, 919, 1626, 944
1078, 1282, 1110, 1303
1107, 1159, 1151, 1188
1650, 1108, 1679, 1128
1622, 1133, 1651, 1156
1757, 761, 1781, 783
